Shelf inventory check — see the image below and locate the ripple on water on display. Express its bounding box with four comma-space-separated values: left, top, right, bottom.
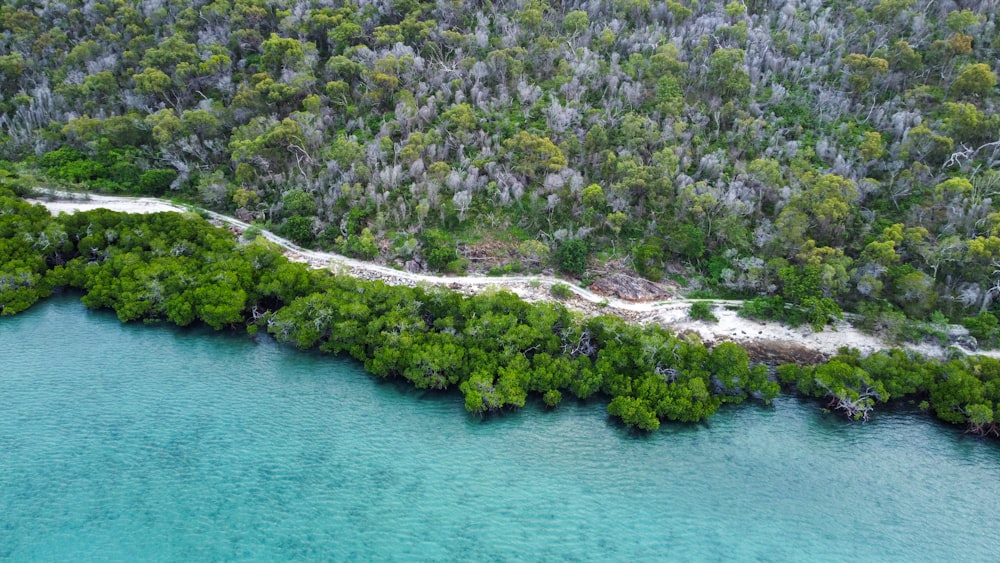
2, 295, 1000, 561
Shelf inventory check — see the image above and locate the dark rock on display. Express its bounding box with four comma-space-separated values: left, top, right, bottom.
737, 340, 829, 365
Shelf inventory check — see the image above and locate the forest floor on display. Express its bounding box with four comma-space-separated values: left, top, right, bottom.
28, 189, 993, 363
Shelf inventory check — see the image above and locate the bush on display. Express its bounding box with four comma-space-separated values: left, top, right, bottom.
281, 189, 317, 217
738, 295, 838, 330
39, 147, 85, 169
278, 216, 315, 246
962, 312, 999, 348
798, 297, 842, 331
897, 321, 948, 346
421, 229, 459, 271
550, 282, 573, 299
689, 301, 718, 322
739, 296, 785, 320
633, 241, 664, 281
139, 169, 178, 194
426, 246, 458, 270
445, 257, 468, 274
243, 224, 263, 241
554, 239, 588, 275
55, 159, 105, 183
345, 228, 378, 259
857, 301, 909, 341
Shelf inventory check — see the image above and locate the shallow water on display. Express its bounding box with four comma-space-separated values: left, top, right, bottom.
2, 296, 999, 561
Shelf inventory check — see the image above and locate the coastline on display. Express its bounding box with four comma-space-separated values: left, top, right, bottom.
26, 189, 994, 363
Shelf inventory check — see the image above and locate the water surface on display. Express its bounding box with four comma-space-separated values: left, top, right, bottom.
2, 296, 998, 561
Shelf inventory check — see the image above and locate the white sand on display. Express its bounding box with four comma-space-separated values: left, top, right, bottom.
28, 191, 186, 215
31, 198, 183, 215
653, 305, 888, 357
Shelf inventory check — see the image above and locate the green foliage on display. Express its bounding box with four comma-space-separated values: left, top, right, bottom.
667, 224, 705, 262
550, 282, 573, 299
243, 224, 263, 241
503, 131, 567, 179
344, 228, 379, 260
420, 229, 458, 271
739, 296, 786, 321
543, 389, 562, 408
689, 301, 718, 322
740, 292, 839, 331
962, 312, 999, 349
0, 195, 54, 314
706, 48, 750, 100
279, 216, 316, 246
41, 148, 104, 183
581, 184, 605, 210
951, 63, 997, 98
631, 240, 662, 281
608, 396, 660, 431
945, 9, 982, 32
554, 239, 588, 276
774, 347, 1000, 434
562, 10, 589, 34
780, 355, 886, 420
281, 189, 317, 217
139, 169, 178, 194
776, 264, 843, 329
842, 53, 888, 95
796, 297, 842, 331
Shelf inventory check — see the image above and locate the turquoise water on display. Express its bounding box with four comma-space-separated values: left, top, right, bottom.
3, 296, 999, 561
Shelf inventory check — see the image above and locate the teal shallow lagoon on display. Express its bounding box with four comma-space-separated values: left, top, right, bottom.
2, 296, 999, 561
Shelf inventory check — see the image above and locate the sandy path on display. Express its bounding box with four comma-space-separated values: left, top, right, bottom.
33, 197, 181, 215
27, 189, 995, 360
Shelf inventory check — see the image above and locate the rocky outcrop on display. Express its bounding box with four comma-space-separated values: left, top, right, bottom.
588, 274, 675, 302
737, 339, 831, 365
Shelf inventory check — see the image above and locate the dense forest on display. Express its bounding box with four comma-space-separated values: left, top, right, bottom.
0, 0, 999, 341
2, 187, 999, 435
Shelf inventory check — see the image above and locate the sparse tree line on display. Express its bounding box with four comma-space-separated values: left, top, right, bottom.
1, 0, 999, 341
1, 187, 998, 436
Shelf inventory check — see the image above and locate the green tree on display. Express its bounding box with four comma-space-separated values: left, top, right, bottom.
282, 189, 317, 217
503, 131, 567, 180
608, 396, 660, 430
941, 102, 997, 144
261, 33, 309, 74
842, 53, 889, 96
706, 48, 749, 100
776, 174, 858, 250
562, 10, 589, 34
945, 9, 983, 33
951, 63, 997, 98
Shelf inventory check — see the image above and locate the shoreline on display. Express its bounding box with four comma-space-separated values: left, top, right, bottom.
26, 189, 995, 362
